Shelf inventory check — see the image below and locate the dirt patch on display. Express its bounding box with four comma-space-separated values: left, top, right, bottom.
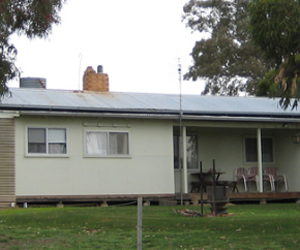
174, 208, 235, 217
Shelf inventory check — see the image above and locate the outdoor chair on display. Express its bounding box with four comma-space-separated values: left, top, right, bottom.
248, 167, 274, 192
264, 167, 288, 191
235, 167, 250, 192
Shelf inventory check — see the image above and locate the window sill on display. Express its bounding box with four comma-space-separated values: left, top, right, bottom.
25, 154, 70, 158
83, 155, 132, 159
174, 168, 199, 172
244, 162, 275, 165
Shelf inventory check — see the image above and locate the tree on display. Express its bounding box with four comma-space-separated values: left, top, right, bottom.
0, 0, 66, 97
183, 0, 272, 96
249, 0, 300, 109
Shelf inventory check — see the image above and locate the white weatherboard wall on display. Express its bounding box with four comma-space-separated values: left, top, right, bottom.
15, 116, 174, 196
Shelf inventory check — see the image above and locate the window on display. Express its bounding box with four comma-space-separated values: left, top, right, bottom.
85, 131, 129, 156
244, 137, 273, 163
28, 128, 67, 155
174, 135, 198, 169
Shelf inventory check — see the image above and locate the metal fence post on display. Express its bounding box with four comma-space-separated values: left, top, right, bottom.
137, 197, 143, 250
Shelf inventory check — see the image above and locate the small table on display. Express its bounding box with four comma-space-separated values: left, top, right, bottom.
230, 181, 239, 193
191, 171, 225, 181
190, 171, 225, 192
216, 181, 239, 193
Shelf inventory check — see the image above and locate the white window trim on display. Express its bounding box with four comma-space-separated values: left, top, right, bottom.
84, 129, 131, 158
243, 135, 275, 164
25, 126, 69, 158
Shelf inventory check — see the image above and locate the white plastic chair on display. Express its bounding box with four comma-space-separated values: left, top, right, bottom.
264, 167, 288, 191
248, 167, 274, 192
235, 167, 249, 192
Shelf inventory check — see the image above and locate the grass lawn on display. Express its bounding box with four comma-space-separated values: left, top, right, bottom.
0, 203, 300, 249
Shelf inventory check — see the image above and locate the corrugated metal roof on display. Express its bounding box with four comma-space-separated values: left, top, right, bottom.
0, 88, 299, 118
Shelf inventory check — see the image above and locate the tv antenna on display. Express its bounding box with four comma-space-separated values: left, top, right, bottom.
78, 53, 82, 90
178, 58, 184, 205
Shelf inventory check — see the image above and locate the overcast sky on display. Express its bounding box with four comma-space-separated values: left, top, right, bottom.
8, 0, 204, 95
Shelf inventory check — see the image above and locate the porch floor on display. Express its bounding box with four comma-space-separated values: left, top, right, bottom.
177, 192, 300, 205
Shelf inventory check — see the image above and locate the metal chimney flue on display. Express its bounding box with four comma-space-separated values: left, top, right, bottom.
97, 65, 103, 73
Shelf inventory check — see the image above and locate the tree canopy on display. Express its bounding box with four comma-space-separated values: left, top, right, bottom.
183, 0, 272, 96
0, 0, 66, 97
249, 0, 300, 109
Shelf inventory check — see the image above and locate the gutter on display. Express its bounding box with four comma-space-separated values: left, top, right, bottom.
182, 115, 300, 123
18, 110, 180, 120
0, 104, 179, 115
17, 110, 300, 123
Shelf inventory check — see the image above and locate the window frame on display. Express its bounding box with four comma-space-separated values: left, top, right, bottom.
25, 126, 68, 157
243, 136, 274, 164
84, 130, 130, 158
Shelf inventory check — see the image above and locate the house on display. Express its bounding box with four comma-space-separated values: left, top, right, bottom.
1, 66, 300, 207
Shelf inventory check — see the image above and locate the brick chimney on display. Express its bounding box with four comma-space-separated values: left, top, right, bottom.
83, 65, 109, 92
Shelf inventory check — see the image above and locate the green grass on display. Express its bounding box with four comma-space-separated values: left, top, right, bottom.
0, 203, 300, 249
